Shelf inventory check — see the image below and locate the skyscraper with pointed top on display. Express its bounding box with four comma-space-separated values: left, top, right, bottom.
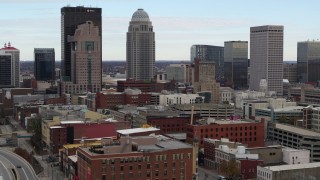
126, 9, 155, 81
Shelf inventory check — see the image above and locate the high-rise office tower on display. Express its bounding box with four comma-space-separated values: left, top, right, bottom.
34, 48, 55, 81
126, 9, 155, 81
224, 41, 248, 89
249, 25, 284, 95
61, 6, 102, 81
0, 42, 20, 88
190, 45, 224, 81
297, 41, 320, 83
60, 21, 101, 94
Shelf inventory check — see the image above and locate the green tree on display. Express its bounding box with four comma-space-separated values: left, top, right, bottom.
279, 115, 287, 123
219, 159, 240, 178
28, 115, 43, 153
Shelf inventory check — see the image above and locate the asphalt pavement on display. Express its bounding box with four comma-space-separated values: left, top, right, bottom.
0, 154, 14, 180
0, 149, 39, 180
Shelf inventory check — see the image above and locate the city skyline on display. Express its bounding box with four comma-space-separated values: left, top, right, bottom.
1, 0, 319, 61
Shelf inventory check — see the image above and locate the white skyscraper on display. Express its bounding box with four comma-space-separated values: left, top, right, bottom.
249, 25, 284, 95
126, 9, 155, 81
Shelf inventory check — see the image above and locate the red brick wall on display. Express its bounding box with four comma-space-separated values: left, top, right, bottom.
77, 147, 194, 180
147, 116, 193, 133
239, 159, 263, 179
50, 127, 67, 154
63, 123, 117, 139
96, 92, 125, 109
45, 97, 66, 105
186, 121, 265, 148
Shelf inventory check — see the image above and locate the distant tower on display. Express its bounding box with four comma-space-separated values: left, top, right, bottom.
190, 45, 224, 81
61, 6, 102, 81
249, 25, 283, 95
224, 41, 248, 89
60, 21, 101, 94
0, 42, 20, 88
126, 9, 155, 81
34, 48, 55, 81
297, 41, 320, 83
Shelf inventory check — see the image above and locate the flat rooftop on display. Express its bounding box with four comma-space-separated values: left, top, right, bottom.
137, 135, 192, 151
117, 127, 160, 135
275, 123, 320, 137
263, 162, 320, 171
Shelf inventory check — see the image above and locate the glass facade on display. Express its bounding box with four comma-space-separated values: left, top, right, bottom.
224, 41, 248, 89
0, 55, 12, 87
34, 48, 55, 81
190, 45, 224, 81
61, 6, 102, 80
297, 41, 320, 83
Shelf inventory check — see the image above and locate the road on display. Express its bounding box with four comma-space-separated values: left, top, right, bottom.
0, 149, 39, 180
0, 154, 14, 180
198, 167, 221, 180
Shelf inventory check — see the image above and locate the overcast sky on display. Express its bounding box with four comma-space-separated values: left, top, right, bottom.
0, 0, 319, 61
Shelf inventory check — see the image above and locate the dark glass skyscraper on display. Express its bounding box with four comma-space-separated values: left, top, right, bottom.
190, 45, 224, 81
224, 41, 248, 89
34, 48, 55, 81
297, 41, 320, 83
61, 6, 102, 81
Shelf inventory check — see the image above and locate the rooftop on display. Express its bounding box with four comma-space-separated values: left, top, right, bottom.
275, 123, 320, 137
117, 127, 160, 135
263, 162, 320, 171
131, 9, 150, 22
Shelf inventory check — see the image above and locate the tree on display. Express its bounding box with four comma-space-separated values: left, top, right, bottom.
219, 159, 240, 178
28, 115, 43, 153
14, 147, 32, 164
279, 115, 287, 123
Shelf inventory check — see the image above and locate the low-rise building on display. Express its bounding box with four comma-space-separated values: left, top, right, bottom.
257, 162, 320, 180
186, 119, 265, 148
203, 138, 244, 168
170, 103, 235, 119
77, 135, 196, 180
159, 93, 203, 106
268, 122, 320, 162
220, 87, 233, 103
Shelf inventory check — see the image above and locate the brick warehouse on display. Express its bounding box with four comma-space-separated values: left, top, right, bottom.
147, 116, 200, 134
187, 119, 265, 148
77, 135, 195, 180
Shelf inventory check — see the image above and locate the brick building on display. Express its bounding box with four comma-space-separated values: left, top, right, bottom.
77, 135, 195, 180
49, 122, 117, 154
95, 90, 152, 109
117, 127, 160, 137
96, 92, 125, 109
203, 138, 244, 168
117, 79, 176, 93
147, 116, 198, 134
187, 119, 265, 148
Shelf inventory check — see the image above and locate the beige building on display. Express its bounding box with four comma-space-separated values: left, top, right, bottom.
249, 25, 284, 96
126, 9, 155, 81
61, 21, 101, 95
193, 60, 220, 103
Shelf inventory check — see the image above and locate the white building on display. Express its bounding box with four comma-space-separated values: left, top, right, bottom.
282, 148, 310, 165
220, 87, 233, 103
234, 90, 266, 109
159, 93, 203, 106
257, 162, 320, 180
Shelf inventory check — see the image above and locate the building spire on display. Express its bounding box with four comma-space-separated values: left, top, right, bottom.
8, 42, 11, 47
4, 43, 7, 48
